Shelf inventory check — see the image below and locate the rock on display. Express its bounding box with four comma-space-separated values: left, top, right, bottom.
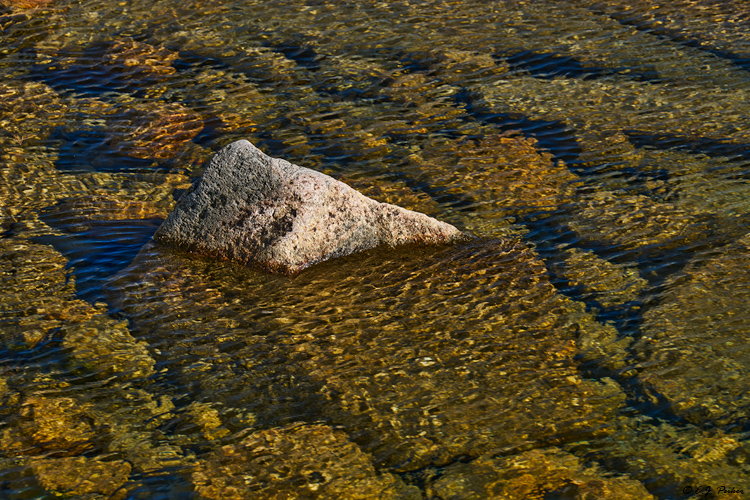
92, 388, 190, 475
427, 447, 654, 500
0, 239, 91, 350
1, 395, 96, 456
107, 101, 205, 160
31, 456, 131, 498
409, 131, 579, 218
633, 233, 750, 426
0, 238, 156, 378
61, 315, 156, 381
104, 38, 178, 79
551, 247, 648, 308
153, 140, 465, 274
584, 417, 750, 497
109, 236, 627, 472
178, 402, 231, 442
192, 423, 422, 500
567, 191, 708, 253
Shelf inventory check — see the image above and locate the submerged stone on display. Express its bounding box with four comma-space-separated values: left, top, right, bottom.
154, 140, 465, 274
109, 236, 627, 472
1, 395, 96, 456
427, 447, 654, 500
107, 101, 205, 160
31, 456, 131, 498
0, 238, 156, 378
584, 417, 750, 496
61, 315, 155, 380
567, 191, 707, 253
409, 130, 579, 218
192, 423, 422, 500
551, 247, 648, 308
0, 239, 90, 350
634, 233, 750, 426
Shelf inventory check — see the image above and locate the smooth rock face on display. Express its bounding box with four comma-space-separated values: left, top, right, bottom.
154, 140, 464, 273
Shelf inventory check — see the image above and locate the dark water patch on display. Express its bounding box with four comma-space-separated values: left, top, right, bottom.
255, 133, 301, 161
171, 49, 232, 73
21, 37, 180, 97
455, 89, 584, 169
503, 50, 605, 79
525, 212, 650, 339
497, 49, 659, 82
626, 129, 750, 164
120, 473, 194, 500
190, 121, 224, 148
51, 128, 156, 173
606, 166, 671, 184
267, 41, 322, 71
33, 218, 161, 304
0, 14, 53, 59
0, 329, 70, 374
28, 50, 140, 96
525, 207, 725, 301
699, 47, 750, 76
592, 165, 676, 200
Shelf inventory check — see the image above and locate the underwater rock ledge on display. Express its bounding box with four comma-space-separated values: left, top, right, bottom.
153, 140, 465, 273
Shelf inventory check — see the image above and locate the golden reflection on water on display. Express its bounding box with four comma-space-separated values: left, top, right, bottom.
2, 0, 750, 497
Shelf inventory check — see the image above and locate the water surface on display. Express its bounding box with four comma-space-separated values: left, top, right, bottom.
2, 0, 750, 498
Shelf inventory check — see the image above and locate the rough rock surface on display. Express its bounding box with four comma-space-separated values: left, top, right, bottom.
153, 140, 465, 273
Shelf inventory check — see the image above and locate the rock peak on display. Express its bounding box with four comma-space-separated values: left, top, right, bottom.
154, 140, 465, 273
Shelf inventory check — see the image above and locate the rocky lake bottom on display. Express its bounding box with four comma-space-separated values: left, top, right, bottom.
2, 0, 750, 498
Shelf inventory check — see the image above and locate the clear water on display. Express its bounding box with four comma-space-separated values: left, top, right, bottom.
2, 0, 750, 498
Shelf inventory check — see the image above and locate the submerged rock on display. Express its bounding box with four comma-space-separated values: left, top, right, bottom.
410, 131, 579, 217
634, 233, 750, 426
192, 423, 421, 500
106, 100, 205, 160
31, 456, 131, 498
0, 238, 156, 378
1, 395, 96, 456
154, 140, 465, 273
584, 417, 750, 498
0, 239, 91, 350
427, 447, 654, 500
551, 247, 648, 308
61, 315, 155, 381
567, 191, 707, 254
109, 236, 627, 472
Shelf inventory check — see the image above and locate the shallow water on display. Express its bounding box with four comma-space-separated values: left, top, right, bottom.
2, 0, 750, 498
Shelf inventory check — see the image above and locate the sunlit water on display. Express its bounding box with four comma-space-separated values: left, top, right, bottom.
2, 0, 750, 498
